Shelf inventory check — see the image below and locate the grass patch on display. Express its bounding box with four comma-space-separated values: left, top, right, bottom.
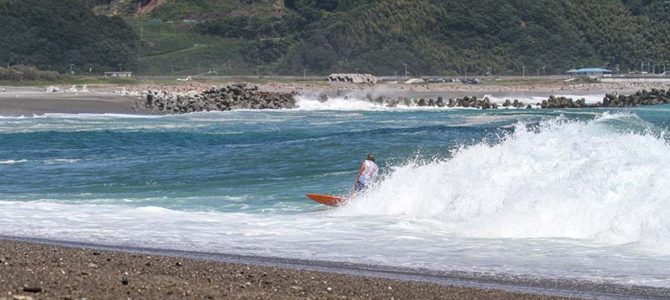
127, 18, 260, 75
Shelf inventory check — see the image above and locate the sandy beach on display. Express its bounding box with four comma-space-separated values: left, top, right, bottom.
0, 86, 151, 116
0, 239, 575, 300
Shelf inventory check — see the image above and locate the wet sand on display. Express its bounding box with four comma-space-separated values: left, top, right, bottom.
0, 239, 573, 300
0, 87, 150, 116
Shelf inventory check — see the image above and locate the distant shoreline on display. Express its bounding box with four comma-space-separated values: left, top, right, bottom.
0, 87, 151, 116
0, 79, 668, 116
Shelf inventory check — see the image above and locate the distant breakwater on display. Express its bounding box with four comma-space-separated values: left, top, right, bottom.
143, 83, 296, 114
141, 86, 670, 113
360, 88, 670, 109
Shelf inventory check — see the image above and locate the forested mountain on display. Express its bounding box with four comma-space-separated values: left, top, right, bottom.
2, 0, 669, 76
0, 0, 138, 74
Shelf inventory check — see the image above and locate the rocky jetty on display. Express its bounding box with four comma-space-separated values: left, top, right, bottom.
541, 96, 589, 109
370, 95, 501, 109
361, 88, 670, 109
538, 89, 670, 108
327, 73, 378, 84
502, 99, 526, 108
144, 83, 295, 114
141, 86, 670, 113
447, 96, 497, 108
603, 89, 670, 107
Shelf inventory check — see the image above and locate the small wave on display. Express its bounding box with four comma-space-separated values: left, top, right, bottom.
0, 159, 27, 165
44, 159, 81, 164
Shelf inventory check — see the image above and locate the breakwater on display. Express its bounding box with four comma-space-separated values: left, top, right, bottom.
143, 83, 295, 114
366, 88, 670, 109
142, 85, 670, 113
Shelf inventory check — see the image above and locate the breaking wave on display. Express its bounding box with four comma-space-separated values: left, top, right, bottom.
338, 113, 670, 253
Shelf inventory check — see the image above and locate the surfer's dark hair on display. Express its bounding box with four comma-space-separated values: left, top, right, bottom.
367, 153, 375, 162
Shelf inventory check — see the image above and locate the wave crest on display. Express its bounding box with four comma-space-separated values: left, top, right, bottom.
337, 113, 670, 252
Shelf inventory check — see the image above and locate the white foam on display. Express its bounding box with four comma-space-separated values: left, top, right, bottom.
44, 159, 80, 164
483, 94, 605, 105
295, 94, 608, 111
1, 197, 670, 287
338, 112, 670, 252
294, 95, 475, 111
0, 159, 27, 165
295, 95, 388, 111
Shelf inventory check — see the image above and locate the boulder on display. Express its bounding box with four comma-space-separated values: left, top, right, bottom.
144, 84, 296, 114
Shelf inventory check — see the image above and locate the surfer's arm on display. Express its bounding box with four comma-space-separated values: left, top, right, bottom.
355, 163, 365, 182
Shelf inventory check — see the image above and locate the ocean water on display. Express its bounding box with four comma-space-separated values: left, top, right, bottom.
2, 96, 670, 288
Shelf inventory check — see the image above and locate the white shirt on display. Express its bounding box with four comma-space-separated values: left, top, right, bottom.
358, 160, 379, 185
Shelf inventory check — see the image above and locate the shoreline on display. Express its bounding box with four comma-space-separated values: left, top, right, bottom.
0, 238, 571, 300
1, 236, 668, 299
0, 87, 152, 116
1, 80, 668, 116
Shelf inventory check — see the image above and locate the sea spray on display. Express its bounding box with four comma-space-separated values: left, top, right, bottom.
337, 113, 670, 252
295, 95, 388, 110
296, 93, 611, 110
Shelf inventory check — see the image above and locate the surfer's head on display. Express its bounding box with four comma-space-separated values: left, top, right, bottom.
367, 153, 375, 162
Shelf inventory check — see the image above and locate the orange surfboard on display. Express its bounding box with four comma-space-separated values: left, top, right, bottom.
306, 194, 345, 206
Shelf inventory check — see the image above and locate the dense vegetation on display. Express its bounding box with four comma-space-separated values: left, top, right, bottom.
0, 0, 138, 74
0, 65, 61, 81
276, 0, 670, 75
3, 0, 670, 76
130, 0, 670, 75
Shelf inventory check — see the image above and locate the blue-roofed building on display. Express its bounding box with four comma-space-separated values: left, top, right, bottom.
566, 68, 612, 77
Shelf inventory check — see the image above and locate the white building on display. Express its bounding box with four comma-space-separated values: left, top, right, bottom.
104, 71, 133, 78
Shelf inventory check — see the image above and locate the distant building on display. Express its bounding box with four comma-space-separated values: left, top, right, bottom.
104, 71, 133, 78
566, 68, 612, 77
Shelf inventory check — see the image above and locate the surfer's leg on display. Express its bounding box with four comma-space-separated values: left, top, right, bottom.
353, 181, 365, 193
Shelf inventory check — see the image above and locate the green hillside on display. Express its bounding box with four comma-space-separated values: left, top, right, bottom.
3, 0, 670, 76
120, 0, 670, 76
0, 0, 138, 74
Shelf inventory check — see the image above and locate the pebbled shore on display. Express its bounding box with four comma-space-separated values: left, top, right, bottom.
0, 239, 572, 300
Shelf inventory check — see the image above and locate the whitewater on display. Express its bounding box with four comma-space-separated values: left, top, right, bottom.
2, 98, 670, 290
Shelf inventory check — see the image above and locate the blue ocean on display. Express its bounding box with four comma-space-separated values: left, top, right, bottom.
2, 96, 670, 288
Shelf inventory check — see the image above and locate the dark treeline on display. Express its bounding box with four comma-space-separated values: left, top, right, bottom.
0, 0, 138, 74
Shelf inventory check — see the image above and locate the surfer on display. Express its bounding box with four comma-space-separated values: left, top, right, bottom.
354, 154, 378, 193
